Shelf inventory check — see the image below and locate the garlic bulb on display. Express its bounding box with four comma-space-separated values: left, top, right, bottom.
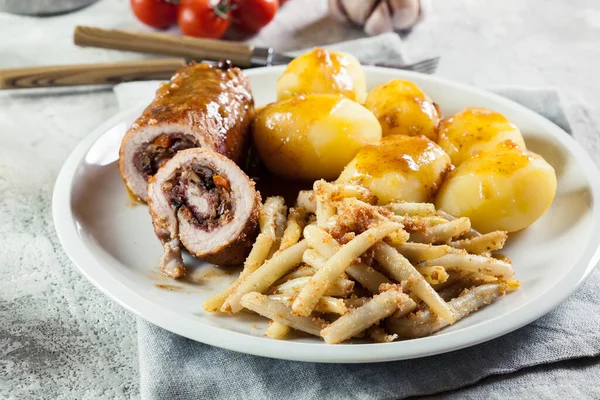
328, 0, 428, 36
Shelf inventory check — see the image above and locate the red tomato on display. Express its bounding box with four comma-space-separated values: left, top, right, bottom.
232, 0, 278, 33
178, 0, 232, 38
130, 0, 179, 29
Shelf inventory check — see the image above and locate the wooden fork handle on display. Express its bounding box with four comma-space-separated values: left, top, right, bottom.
74, 26, 255, 68
0, 58, 187, 89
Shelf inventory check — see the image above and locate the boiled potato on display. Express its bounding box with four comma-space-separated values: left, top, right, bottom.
276, 48, 367, 103
437, 107, 526, 166
364, 79, 441, 140
435, 140, 557, 233
252, 94, 382, 181
338, 135, 451, 204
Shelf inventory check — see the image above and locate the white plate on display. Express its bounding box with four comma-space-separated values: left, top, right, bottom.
53, 66, 600, 363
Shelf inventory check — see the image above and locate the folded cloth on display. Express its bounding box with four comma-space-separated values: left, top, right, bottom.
113, 34, 600, 399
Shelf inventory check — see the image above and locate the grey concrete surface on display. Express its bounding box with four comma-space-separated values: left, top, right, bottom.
1, 0, 599, 398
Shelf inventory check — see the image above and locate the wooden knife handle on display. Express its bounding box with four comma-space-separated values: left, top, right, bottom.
74, 26, 255, 68
0, 58, 187, 89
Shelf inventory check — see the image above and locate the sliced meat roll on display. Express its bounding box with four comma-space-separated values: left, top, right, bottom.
120, 61, 254, 201
148, 148, 261, 278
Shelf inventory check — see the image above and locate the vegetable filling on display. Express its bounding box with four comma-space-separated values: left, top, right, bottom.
135, 133, 198, 179
166, 164, 234, 232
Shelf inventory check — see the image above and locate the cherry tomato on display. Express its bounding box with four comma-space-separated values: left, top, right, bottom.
130, 0, 179, 29
232, 0, 278, 33
178, 0, 232, 38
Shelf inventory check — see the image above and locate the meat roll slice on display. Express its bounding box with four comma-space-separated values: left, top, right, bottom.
148, 148, 261, 278
120, 61, 254, 201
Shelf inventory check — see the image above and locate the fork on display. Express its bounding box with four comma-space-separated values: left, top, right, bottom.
198, 57, 440, 74
0, 56, 440, 90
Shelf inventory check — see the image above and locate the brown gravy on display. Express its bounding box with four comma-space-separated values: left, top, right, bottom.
155, 284, 184, 291
246, 151, 312, 205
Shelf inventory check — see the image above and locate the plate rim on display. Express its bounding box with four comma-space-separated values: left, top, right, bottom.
53, 66, 600, 363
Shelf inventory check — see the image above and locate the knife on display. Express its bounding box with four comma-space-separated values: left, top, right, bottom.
73, 26, 292, 68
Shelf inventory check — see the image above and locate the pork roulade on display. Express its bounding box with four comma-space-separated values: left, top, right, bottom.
148, 148, 261, 278
119, 61, 254, 201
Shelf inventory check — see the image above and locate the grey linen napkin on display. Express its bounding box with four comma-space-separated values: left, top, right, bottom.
113, 34, 600, 399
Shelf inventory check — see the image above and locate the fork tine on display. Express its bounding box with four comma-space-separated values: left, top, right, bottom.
419, 58, 439, 73
402, 57, 440, 74
416, 59, 439, 73
401, 58, 435, 70
405, 62, 436, 74
372, 57, 440, 74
